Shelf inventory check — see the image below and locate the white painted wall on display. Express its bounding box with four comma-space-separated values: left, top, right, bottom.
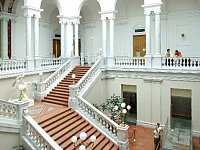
0, 72, 52, 101
85, 72, 200, 133
0, 132, 20, 150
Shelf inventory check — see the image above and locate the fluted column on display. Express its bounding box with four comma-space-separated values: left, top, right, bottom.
145, 11, 151, 56
34, 14, 40, 57
74, 21, 79, 56
59, 17, 66, 57
66, 20, 73, 57
155, 10, 161, 55
101, 17, 107, 57
25, 13, 32, 59
109, 16, 115, 57
1, 18, 8, 59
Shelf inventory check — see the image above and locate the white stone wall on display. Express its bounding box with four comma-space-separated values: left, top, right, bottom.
0, 132, 20, 150
85, 72, 200, 133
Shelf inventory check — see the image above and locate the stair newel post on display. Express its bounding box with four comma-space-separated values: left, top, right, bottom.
35, 82, 46, 100
69, 85, 79, 108
80, 53, 84, 66
117, 125, 129, 150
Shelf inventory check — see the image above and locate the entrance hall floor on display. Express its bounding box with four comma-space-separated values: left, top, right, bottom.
128, 125, 200, 150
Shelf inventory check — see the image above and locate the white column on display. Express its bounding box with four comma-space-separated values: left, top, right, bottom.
155, 11, 161, 55
25, 13, 32, 59
74, 22, 79, 56
101, 17, 107, 57
34, 15, 40, 57
66, 20, 73, 57
1, 19, 8, 59
59, 18, 66, 57
109, 16, 115, 57
145, 11, 151, 56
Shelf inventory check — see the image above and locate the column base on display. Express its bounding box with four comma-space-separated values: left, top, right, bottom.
144, 54, 152, 68
153, 54, 162, 68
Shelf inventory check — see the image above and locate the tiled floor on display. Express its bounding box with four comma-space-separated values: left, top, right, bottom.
128, 125, 200, 150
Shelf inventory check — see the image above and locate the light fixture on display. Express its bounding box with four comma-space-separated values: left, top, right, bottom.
72, 74, 76, 85
71, 132, 96, 150
18, 84, 25, 101
115, 102, 131, 127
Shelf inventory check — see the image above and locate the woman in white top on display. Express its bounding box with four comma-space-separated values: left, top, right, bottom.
154, 123, 162, 150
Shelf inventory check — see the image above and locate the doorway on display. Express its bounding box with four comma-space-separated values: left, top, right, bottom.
122, 85, 137, 125
171, 89, 192, 120
133, 35, 146, 57
53, 39, 61, 58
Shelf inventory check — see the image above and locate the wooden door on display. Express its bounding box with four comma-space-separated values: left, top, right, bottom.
133, 35, 146, 57
53, 39, 61, 58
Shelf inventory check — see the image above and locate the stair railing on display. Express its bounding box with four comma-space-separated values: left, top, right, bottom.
76, 58, 102, 95
0, 99, 29, 131
71, 95, 129, 149
0, 59, 27, 73
23, 114, 62, 150
35, 58, 79, 100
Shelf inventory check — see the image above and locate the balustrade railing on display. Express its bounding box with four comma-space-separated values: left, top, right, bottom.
40, 58, 62, 69
0, 100, 18, 121
114, 57, 145, 67
0, 59, 27, 73
162, 57, 200, 68
76, 58, 102, 94
77, 96, 119, 139
23, 115, 62, 150
0, 99, 29, 128
35, 58, 80, 100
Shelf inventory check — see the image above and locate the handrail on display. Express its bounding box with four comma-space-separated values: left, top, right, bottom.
162, 57, 200, 68
43, 59, 71, 90
77, 96, 119, 127
0, 99, 18, 120
24, 115, 62, 150
76, 58, 101, 94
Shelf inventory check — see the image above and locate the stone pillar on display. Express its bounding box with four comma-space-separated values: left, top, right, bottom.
34, 14, 40, 57
101, 17, 107, 57
59, 17, 66, 57
155, 10, 161, 56
117, 125, 129, 150
1, 18, 9, 59
144, 11, 152, 68
24, 13, 32, 59
66, 20, 73, 57
68, 85, 79, 108
74, 22, 79, 57
145, 11, 151, 56
109, 16, 115, 57
153, 9, 162, 68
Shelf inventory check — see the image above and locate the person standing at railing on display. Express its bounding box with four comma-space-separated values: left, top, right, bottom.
174, 50, 182, 57
164, 49, 172, 58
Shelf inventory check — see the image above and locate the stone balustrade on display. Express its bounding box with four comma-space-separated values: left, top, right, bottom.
23, 115, 62, 150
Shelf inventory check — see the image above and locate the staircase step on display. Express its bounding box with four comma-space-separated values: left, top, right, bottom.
44, 112, 79, 132
48, 116, 83, 137
52, 120, 88, 141
42, 98, 68, 106
47, 93, 68, 99
61, 128, 98, 149
57, 123, 93, 146
49, 91, 69, 96
35, 108, 69, 124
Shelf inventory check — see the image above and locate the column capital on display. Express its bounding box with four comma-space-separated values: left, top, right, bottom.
99, 10, 117, 20
70, 16, 82, 24
57, 16, 67, 24
22, 5, 43, 18
144, 10, 152, 16
0, 12, 17, 21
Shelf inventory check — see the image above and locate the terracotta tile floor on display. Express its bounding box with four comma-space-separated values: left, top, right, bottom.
128, 125, 200, 150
